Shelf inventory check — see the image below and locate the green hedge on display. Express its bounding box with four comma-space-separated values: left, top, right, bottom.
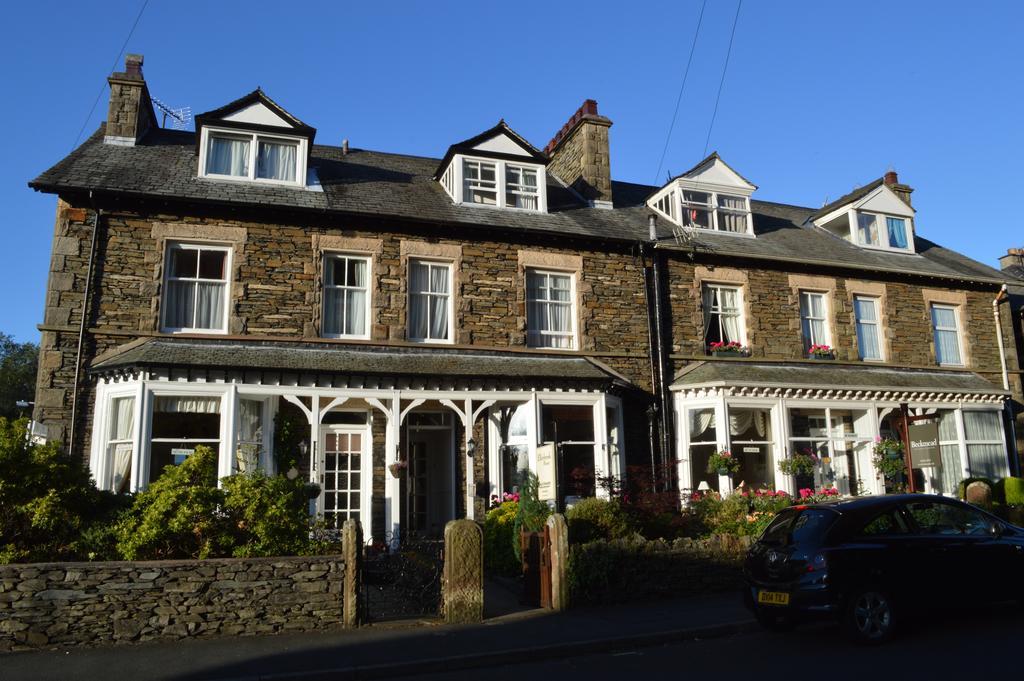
1004, 477, 1024, 507
483, 500, 520, 576
566, 498, 638, 543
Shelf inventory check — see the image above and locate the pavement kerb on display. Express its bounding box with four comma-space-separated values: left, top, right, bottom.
219, 617, 759, 681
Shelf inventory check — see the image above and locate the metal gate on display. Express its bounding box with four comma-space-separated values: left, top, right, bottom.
361, 536, 445, 622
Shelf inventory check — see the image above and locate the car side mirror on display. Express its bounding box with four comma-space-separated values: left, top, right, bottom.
989, 522, 1004, 538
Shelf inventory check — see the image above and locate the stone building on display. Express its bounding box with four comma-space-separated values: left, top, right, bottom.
27, 56, 1022, 543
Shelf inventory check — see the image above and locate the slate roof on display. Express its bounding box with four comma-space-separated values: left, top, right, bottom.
670, 360, 1006, 395
28, 125, 1011, 286
88, 337, 621, 385
808, 177, 885, 221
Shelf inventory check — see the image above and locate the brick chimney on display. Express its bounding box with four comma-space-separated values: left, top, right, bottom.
544, 99, 614, 209
883, 168, 914, 207
104, 54, 154, 146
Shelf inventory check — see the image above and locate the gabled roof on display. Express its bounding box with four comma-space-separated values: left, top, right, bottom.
194, 89, 316, 141
667, 151, 758, 190
809, 178, 886, 221
433, 120, 548, 178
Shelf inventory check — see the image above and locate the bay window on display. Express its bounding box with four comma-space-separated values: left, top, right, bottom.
323, 254, 370, 338
687, 408, 719, 493
106, 396, 135, 493
409, 259, 452, 342
235, 398, 264, 474
149, 395, 221, 484
526, 270, 576, 349
162, 243, 230, 333
727, 407, 774, 490
963, 411, 1007, 479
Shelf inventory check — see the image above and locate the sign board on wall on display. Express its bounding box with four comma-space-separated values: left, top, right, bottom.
908, 422, 941, 468
536, 443, 556, 502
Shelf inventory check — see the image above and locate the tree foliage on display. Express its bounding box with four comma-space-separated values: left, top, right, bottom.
0, 333, 38, 421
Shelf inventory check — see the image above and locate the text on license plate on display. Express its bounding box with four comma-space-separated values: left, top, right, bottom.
757, 591, 790, 606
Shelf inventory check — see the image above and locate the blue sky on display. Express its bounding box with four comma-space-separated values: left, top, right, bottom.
2, 0, 1022, 343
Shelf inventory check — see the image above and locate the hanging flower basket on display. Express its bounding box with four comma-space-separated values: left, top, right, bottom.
778, 450, 818, 476
871, 438, 907, 481
388, 461, 408, 479
706, 450, 741, 476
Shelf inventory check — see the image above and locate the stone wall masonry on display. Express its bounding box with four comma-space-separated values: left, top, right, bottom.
0, 555, 344, 652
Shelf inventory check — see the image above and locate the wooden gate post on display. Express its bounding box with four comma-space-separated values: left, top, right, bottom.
546, 513, 569, 612
443, 519, 483, 624
342, 519, 362, 628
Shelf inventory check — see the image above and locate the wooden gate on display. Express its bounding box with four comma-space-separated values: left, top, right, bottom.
520, 529, 552, 609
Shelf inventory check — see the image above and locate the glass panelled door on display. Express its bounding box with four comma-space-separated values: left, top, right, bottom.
321, 428, 364, 529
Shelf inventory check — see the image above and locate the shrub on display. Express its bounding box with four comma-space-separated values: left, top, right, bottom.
116, 446, 232, 560
0, 417, 125, 563
483, 500, 520, 576
566, 497, 637, 544
512, 472, 551, 561
220, 471, 317, 557
689, 490, 794, 538
1003, 477, 1024, 507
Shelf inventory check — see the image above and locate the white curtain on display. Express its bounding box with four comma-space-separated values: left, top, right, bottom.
937, 411, 962, 494
719, 288, 740, 342
801, 294, 826, 346
854, 298, 880, 359
235, 399, 262, 474
324, 288, 342, 335
195, 282, 225, 329
717, 195, 746, 232
257, 141, 297, 182
690, 409, 716, 440
347, 259, 367, 335
729, 408, 767, 438
109, 396, 134, 493
409, 263, 428, 339
154, 396, 221, 414
932, 307, 961, 365
428, 265, 449, 340
701, 286, 715, 338
166, 280, 195, 329
964, 411, 1007, 478
207, 137, 250, 176
857, 213, 878, 245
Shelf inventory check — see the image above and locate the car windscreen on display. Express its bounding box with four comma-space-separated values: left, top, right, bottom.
760, 508, 838, 546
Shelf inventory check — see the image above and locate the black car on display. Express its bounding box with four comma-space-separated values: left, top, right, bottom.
743, 494, 1024, 643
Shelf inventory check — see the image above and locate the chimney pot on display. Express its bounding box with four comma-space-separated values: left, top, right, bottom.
884, 170, 898, 186
342, 139, 349, 155
124, 53, 144, 77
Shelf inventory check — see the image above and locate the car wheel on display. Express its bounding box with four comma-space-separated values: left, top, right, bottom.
753, 606, 795, 632
844, 586, 896, 644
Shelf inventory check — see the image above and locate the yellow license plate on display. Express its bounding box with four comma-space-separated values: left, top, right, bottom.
757, 591, 790, 606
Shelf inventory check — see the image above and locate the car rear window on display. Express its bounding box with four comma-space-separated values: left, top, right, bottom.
760, 508, 838, 545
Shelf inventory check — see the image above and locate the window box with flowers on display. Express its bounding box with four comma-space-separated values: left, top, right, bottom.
706, 450, 741, 476
808, 344, 835, 360
709, 341, 748, 357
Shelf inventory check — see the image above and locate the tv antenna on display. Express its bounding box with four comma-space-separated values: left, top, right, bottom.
152, 97, 192, 130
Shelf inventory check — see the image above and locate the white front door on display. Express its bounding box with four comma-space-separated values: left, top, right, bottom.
319, 426, 368, 530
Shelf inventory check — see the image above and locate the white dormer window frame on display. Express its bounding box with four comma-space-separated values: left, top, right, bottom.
649, 183, 755, 237
849, 208, 914, 253
198, 125, 308, 188
439, 154, 547, 213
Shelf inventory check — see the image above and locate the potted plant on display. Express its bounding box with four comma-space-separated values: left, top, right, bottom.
872, 437, 907, 492
707, 450, 741, 476
778, 450, 818, 477
808, 344, 835, 360
388, 460, 408, 479
709, 341, 747, 357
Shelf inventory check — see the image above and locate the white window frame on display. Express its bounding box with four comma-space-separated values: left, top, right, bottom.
799, 290, 831, 350
850, 209, 914, 253
505, 164, 541, 210
448, 154, 547, 212
322, 253, 372, 340
198, 126, 307, 188
853, 295, 884, 361
408, 258, 455, 344
317, 422, 371, 529
649, 184, 754, 236
161, 242, 232, 334
961, 408, 1009, 479
526, 268, 577, 350
146, 389, 227, 487
702, 283, 746, 348
930, 303, 964, 367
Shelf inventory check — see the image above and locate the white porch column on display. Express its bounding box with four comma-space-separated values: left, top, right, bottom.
594, 396, 610, 500
219, 383, 239, 482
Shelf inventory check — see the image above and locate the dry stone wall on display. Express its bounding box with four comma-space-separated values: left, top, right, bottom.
0, 555, 343, 652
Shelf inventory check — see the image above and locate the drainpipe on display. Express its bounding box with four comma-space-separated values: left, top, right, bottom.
993, 285, 1020, 476
640, 243, 660, 490
68, 192, 102, 456
647, 214, 674, 490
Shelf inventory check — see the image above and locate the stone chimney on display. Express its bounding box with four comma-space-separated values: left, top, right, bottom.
999, 248, 1024, 272
883, 168, 914, 207
544, 99, 614, 209
104, 54, 154, 146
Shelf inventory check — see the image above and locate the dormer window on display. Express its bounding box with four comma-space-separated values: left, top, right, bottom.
436, 121, 549, 213
646, 153, 757, 237
811, 174, 916, 254
194, 89, 316, 189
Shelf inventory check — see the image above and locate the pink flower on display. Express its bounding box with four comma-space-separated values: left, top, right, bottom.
799, 488, 813, 499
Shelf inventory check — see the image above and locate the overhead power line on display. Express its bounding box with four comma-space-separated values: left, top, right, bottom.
70, 0, 150, 152
702, 0, 743, 158
654, 0, 708, 185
